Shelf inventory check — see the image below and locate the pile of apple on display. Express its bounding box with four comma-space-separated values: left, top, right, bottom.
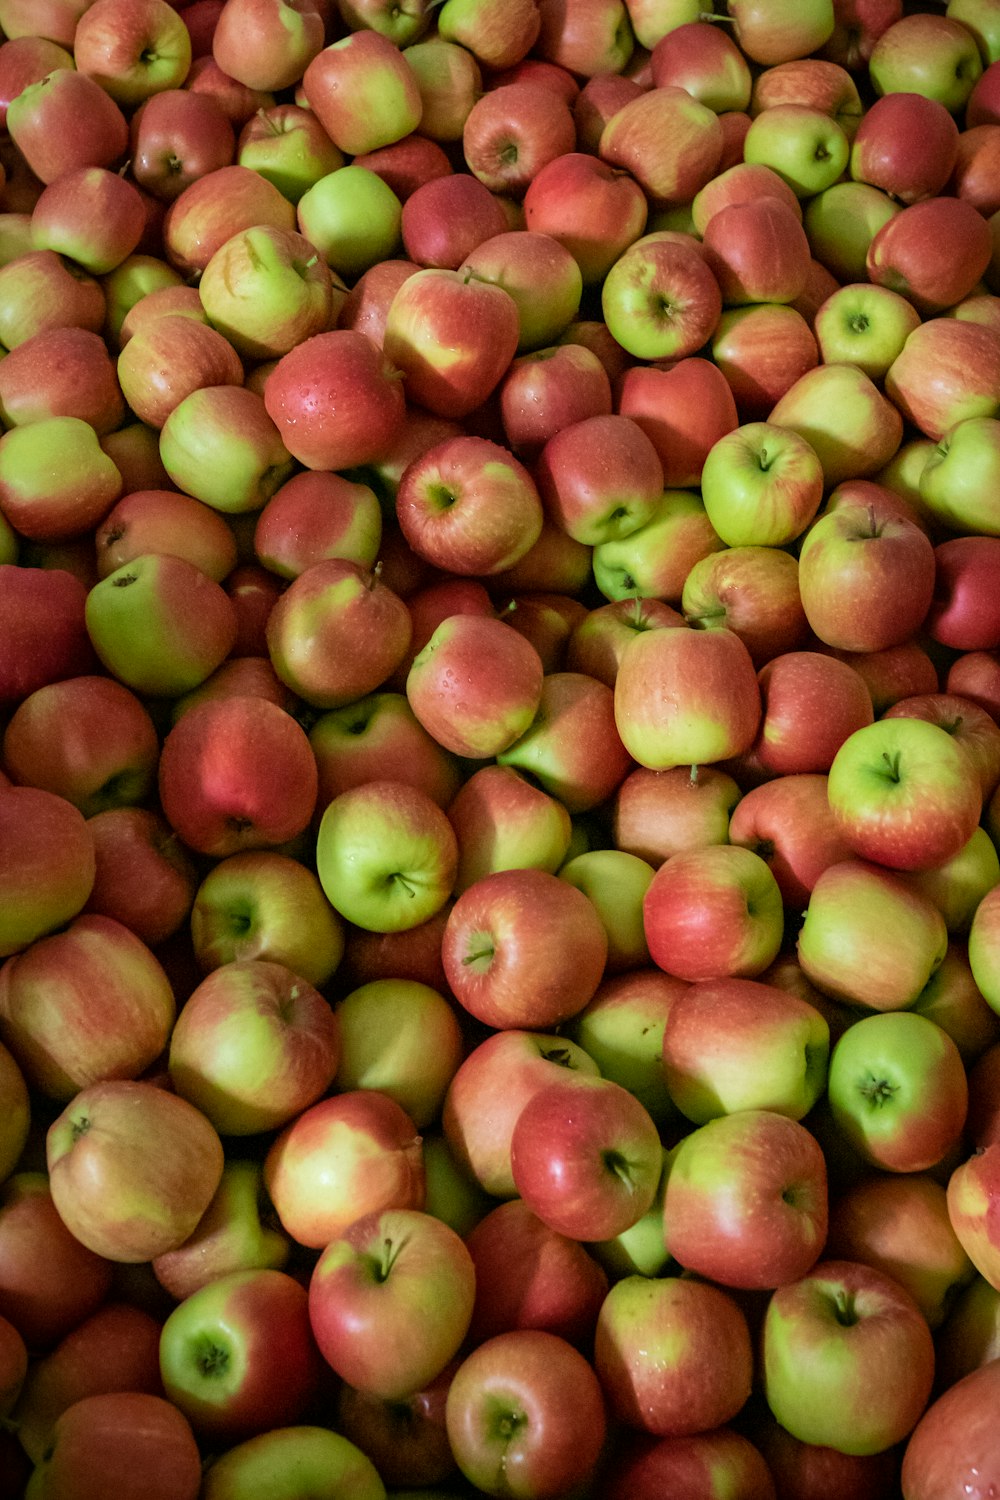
4, 0, 1000, 1495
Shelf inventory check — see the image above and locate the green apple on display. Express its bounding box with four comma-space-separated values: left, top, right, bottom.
804, 180, 900, 284
159, 385, 294, 515
448, 764, 572, 894
592, 489, 724, 603
297, 165, 403, 283
236, 103, 345, 205
700, 421, 823, 548
198, 224, 334, 361
769, 363, 903, 488
743, 103, 849, 196
201, 1426, 386, 1500
813, 282, 922, 381
567, 971, 682, 1125
420, 1132, 492, 1238
869, 11, 983, 113
558, 848, 654, 972
152, 1160, 290, 1303
919, 416, 1000, 535
334, 979, 465, 1129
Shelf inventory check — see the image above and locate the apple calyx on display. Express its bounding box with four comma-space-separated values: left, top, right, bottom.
194, 1333, 231, 1380
859, 1072, 898, 1108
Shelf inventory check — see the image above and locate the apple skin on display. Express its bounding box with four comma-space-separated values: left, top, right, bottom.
762, 1259, 936, 1457
309, 1207, 475, 1401
6, 71, 129, 186
0, 913, 176, 1101
601, 235, 723, 364
849, 88, 957, 203
0, 786, 96, 960
0, 1040, 28, 1187
599, 84, 724, 208
594, 1274, 753, 1436
406, 613, 545, 760
523, 151, 650, 286
130, 87, 237, 204
885, 317, 1000, 442
448, 763, 573, 894
926, 536, 1000, 653
445, 1329, 608, 1500
197, 1425, 386, 1500
263, 1090, 425, 1251
302, 29, 423, 158
442, 867, 608, 1030
867, 196, 992, 316
663, 1109, 829, 1291
603, 1427, 777, 1500
22, 1391, 202, 1500
643, 844, 785, 983
901, 1357, 1000, 1500
828, 1011, 969, 1174
333, 977, 464, 1129
701, 196, 811, 306
869, 10, 983, 113
462, 81, 576, 196
335, 1359, 456, 1491
310, 691, 461, 813
700, 420, 823, 549
159, 1268, 323, 1444
751, 651, 874, 777
947, 1143, 1000, 1289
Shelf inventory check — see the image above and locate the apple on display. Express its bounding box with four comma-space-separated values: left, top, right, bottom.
709, 302, 819, 420
310, 690, 461, 813
0, 325, 124, 436
22, 1391, 202, 1500
0, 786, 96, 960
599, 84, 723, 208
496, 669, 633, 814
663, 1108, 829, 1290
901, 1358, 1000, 1500
612, 762, 740, 867
643, 843, 785, 983
762, 1259, 936, 1456
869, 11, 983, 113
947, 1142, 1000, 1289
728, 772, 857, 911
523, 151, 649, 286
159, 1268, 323, 1443
211, 0, 324, 92
700, 421, 823, 550
535, 0, 635, 75
849, 90, 958, 203
72, 0, 193, 106
886, 317, 1000, 441
335, 1361, 455, 1492
828, 1010, 968, 1173
117, 315, 245, 432
682, 544, 809, 667
813, 282, 921, 380
0, 1041, 28, 1187
130, 88, 237, 203
701, 196, 811, 307
0, 1171, 114, 1351
406, 613, 544, 760
604, 1427, 777, 1500
751, 650, 875, 777
601, 234, 722, 363
448, 764, 572, 893
302, 29, 423, 158
6, 71, 128, 186
559, 848, 653, 972
744, 102, 850, 197
445, 1329, 607, 1498
867, 196, 992, 315
152, 1158, 290, 1302
333, 977, 463, 1129
0, 416, 121, 544
263, 1090, 424, 1251
197, 1426, 386, 1500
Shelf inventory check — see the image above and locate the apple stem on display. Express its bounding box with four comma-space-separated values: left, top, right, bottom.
377, 1235, 400, 1282
689, 764, 699, 785
880, 749, 901, 783
391, 872, 417, 899
366, 560, 383, 592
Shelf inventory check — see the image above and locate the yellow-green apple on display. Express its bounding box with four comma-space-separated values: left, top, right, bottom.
798, 859, 948, 1010
769, 363, 904, 487
0, 786, 96, 959
382, 266, 520, 419
884, 692, 1000, 801
952, 0, 1000, 64
700, 422, 823, 550
827, 1173, 974, 1328
462, 82, 575, 197
885, 318, 1000, 440
919, 416, 1000, 536
616, 355, 738, 488
159, 1268, 322, 1444
167, 960, 338, 1136
266, 558, 412, 710
566, 597, 685, 690
534, 413, 662, 547
869, 11, 982, 111
802, 179, 898, 286
0, 326, 124, 435
333, 978, 463, 1129
112, 267, 196, 346
11, 1301, 163, 1466
198, 1425, 386, 1500
72, 0, 192, 105
310, 691, 461, 811
901, 1356, 1000, 1500
316, 779, 457, 934
598, 84, 722, 207
615, 624, 761, 771
442, 866, 607, 1029
302, 30, 422, 157
253, 471, 381, 583
406, 613, 543, 759
701, 198, 811, 307
308, 1207, 473, 1401
663, 1109, 829, 1289
0, 416, 121, 544
813, 282, 921, 380
0, 912, 175, 1101
605, 1427, 776, 1500
5, 71, 128, 185
507, 1068, 658, 1240
23, 1391, 202, 1500
159, 384, 293, 514
403, 38, 482, 143
796, 503, 935, 652
445, 1329, 607, 1498
297, 165, 402, 283
465, 1199, 608, 1347
396, 434, 543, 575
0, 249, 106, 352
190, 852, 343, 986
2, 675, 158, 817
236, 102, 343, 204
335, 1361, 455, 1491
751, 650, 875, 776
867, 196, 992, 315
442, 1028, 599, 1199
662, 976, 830, 1124
0, 1171, 113, 1350
152, 1159, 290, 1302
827, 717, 982, 872
118, 314, 243, 431
849, 90, 958, 202
0, 1041, 28, 1186
211, 0, 324, 91
535, 0, 634, 74
157, 696, 317, 858
911, 941, 1000, 1063
681, 545, 808, 667
709, 303, 819, 421
744, 102, 849, 197
161, 164, 297, 280
263, 1090, 424, 1250
612, 763, 740, 865
828, 1010, 968, 1173
522, 151, 649, 285
497, 669, 634, 813
448, 764, 572, 893
594, 1274, 753, 1437
762, 1259, 935, 1456
728, 772, 856, 910
47, 1079, 224, 1263
439, 0, 540, 66
927, 536, 1000, 654
198, 225, 333, 361
601, 235, 721, 361
568, 970, 683, 1123
30, 166, 144, 276
129, 88, 236, 203
650, 18, 751, 109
